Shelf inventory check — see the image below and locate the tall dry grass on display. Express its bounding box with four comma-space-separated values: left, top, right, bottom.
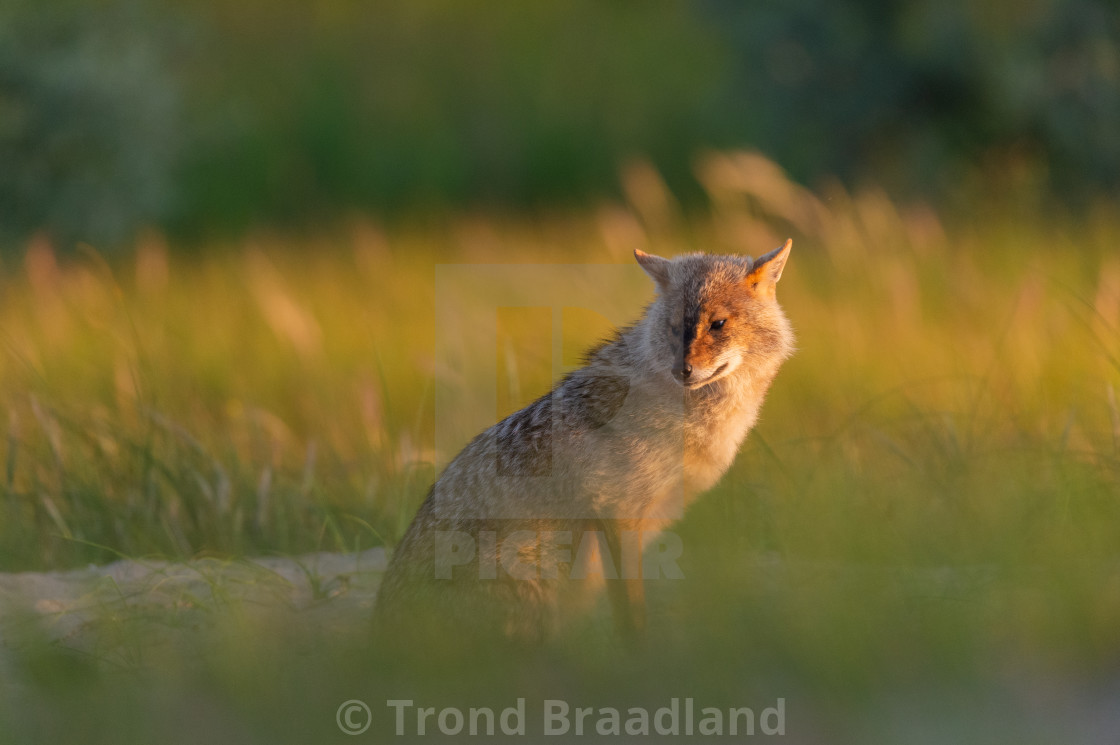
0, 153, 1117, 573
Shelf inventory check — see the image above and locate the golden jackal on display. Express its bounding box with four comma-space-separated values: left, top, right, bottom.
376, 241, 795, 640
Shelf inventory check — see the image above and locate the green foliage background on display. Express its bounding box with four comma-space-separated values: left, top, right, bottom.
2, 0, 1119, 246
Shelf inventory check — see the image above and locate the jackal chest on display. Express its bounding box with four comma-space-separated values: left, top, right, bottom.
682, 402, 759, 493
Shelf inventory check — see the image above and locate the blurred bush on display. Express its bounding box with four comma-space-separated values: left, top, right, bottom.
1, 0, 1118, 248
0, 0, 181, 248
170, 0, 724, 234
703, 0, 1120, 207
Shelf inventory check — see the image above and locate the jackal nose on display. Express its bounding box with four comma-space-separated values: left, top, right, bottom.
674, 362, 692, 381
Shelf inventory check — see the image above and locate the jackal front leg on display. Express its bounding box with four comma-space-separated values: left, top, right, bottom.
598, 518, 646, 640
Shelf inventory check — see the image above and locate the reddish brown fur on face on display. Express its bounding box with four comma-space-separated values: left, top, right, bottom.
665, 240, 791, 380
683, 296, 735, 372
680, 283, 770, 373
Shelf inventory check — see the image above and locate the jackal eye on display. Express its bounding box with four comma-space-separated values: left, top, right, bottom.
670, 324, 681, 337
710, 319, 726, 331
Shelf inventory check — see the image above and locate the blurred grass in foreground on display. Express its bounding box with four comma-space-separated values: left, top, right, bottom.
0, 153, 1119, 741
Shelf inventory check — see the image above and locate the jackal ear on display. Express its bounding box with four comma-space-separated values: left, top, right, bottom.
745, 239, 792, 299
634, 248, 672, 288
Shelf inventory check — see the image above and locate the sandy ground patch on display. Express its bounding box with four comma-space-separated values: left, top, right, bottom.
0, 549, 387, 672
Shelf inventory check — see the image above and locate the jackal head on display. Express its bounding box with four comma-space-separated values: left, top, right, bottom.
634, 240, 794, 389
